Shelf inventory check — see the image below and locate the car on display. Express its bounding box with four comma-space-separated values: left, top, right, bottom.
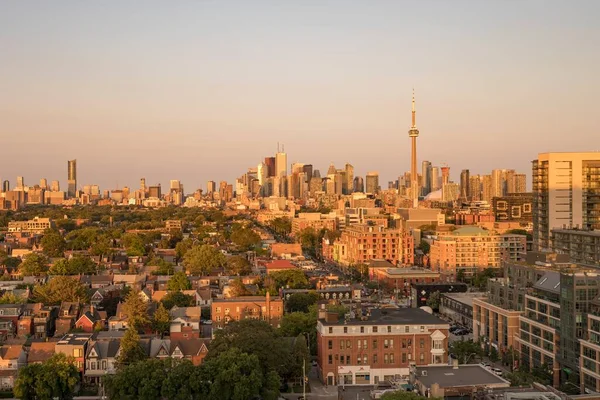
480, 362, 491, 369
491, 368, 503, 376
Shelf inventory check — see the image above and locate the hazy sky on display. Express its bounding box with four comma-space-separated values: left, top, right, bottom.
1, 1, 599, 192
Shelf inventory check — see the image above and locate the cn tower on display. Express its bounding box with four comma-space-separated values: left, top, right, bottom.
408, 89, 420, 208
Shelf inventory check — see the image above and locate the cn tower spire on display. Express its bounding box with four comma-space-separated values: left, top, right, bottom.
408, 89, 420, 208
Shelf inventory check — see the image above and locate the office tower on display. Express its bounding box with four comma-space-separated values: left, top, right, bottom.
353, 176, 364, 193
344, 163, 354, 195
90, 185, 100, 197
327, 163, 337, 176
505, 169, 515, 195
491, 169, 515, 198
291, 162, 304, 175
459, 169, 470, 201
442, 182, 459, 202
441, 166, 450, 186
67, 159, 77, 198
207, 181, 216, 194
313, 169, 321, 179
257, 162, 267, 186
309, 177, 322, 195
1, 180, 8, 193
421, 161, 432, 195
431, 167, 440, 191
39, 179, 48, 190
264, 157, 276, 177
170, 180, 181, 190
513, 173, 527, 193
51, 180, 60, 192
122, 187, 130, 199
302, 164, 313, 181
532, 152, 600, 250
469, 175, 482, 201
365, 172, 379, 194
408, 90, 420, 208
16, 176, 24, 189
482, 174, 493, 203
275, 148, 287, 178
148, 184, 161, 199
140, 178, 146, 193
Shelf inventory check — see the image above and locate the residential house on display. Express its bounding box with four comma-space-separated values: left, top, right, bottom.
55, 302, 81, 336
0, 304, 23, 339
84, 339, 120, 384
89, 285, 122, 307
81, 275, 114, 289
17, 303, 42, 338
108, 303, 129, 331
27, 341, 56, 364
75, 306, 107, 333
169, 307, 201, 339
55, 333, 93, 373
112, 273, 146, 290
150, 338, 210, 366
0, 344, 26, 389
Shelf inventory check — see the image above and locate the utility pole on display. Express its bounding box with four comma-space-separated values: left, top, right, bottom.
303, 358, 306, 400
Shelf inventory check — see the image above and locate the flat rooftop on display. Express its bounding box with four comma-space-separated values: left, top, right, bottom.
442, 292, 487, 307
384, 268, 440, 276
416, 365, 509, 388
320, 308, 447, 326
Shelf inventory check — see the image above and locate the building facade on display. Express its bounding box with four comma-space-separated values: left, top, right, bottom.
211, 294, 283, 330
552, 229, 600, 267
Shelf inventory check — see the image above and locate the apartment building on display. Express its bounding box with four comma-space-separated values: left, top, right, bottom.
211, 293, 283, 330
370, 268, 440, 296
473, 298, 522, 352
552, 229, 600, 267
532, 152, 600, 251
330, 224, 414, 267
7, 217, 55, 234
429, 226, 526, 275
316, 308, 449, 386
492, 193, 533, 223
291, 213, 338, 236
580, 311, 600, 393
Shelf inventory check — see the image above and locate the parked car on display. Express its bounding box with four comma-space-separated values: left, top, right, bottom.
480, 362, 491, 369
491, 368, 503, 376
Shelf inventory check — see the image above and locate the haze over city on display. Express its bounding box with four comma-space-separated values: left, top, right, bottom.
1, 1, 599, 190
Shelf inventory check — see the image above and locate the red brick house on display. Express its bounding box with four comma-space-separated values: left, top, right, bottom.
75, 306, 107, 333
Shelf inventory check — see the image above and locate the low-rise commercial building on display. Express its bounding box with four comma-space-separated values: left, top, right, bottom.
371, 268, 440, 297
440, 292, 487, 329
211, 294, 283, 330
473, 298, 522, 352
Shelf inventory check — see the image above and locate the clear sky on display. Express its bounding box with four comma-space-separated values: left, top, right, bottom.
1, 1, 599, 192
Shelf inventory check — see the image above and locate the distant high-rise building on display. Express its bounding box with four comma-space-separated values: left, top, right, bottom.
264, 157, 276, 177
365, 172, 379, 194
39, 178, 48, 190
469, 175, 482, 201
170, 180, 181, 190
353, 176, 364, 193
275, 149, 287, 178
67, 159, 77, 198
302, 164, 313, 181
421, 161, 432, 195
327, 163, 337, 176
482, 174, 493, 203
532, 152, 600, 250
51, 180, 60, 192
344, 163, 354, 195
313, 169, 321, 179
16, 176, 24, 189
491, 169, 515, 198
207, 181, 216, 194
140, 178, 146, 193
148, 184, 162, 199
257, 162, 267, 186
512, 173, 527, 193
442, 182, 460, 202
408, 90, 420, 208
431, 167, 440, 191
2, 180, 9, 192
460, 169, 470, 201
309, 177, 323, 195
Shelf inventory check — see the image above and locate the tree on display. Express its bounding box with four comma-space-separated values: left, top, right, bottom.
228, 278, 250, 297
473, 268, 497, 291
298, 227, 320, 257
122, 290, 149, 329
489, 346, 500, 362
41, 229, 66, 257
417, 240, 430, 255
148, 258, 175, 275
285, 292, 319, 313
117, 327, 147, 369
381, 391, 429, 400
152, 303, 171, 338
450, 339, 483, 364
203, 348, 265, 400
175, 238, 194, 259
0, 291, 27, 304
166, 271, 191, 291
33, 276, 89, 305
19, 253, 49, 276
230, 227, 261, 251
268, 217, 292, 238
456, 269, 466, 283
226, 255, 252, 276
14, 353, 79, 400
49, 256, 97, 275
280, 311, 317, 355
426, 290, 441, 311
161, 291, 195, 310
267, 269, 309, 290
121, 233, 146, 256
107, 358, 168, 399
183, 244, 226, 275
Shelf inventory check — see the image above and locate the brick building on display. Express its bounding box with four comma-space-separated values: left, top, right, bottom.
211, 293, 283, 330
316, 307, 449, 386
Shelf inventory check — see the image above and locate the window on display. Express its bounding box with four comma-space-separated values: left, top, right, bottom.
328, 340, 332, 350
384, 354, 389, 364
73, 349, 82, 357
420, 353, 425, 362
102, 360, 107, 369
402, 353, 406, 363
420, 326, 425, 332
363, 355, 368, 364
373, 326, 378, 333
224, 308, 230, 313
328, 327, 333, 334
433, 340, 443, 350
405, 326, 410, 333
358, 340, 362, 349
384, 339, 389, 349
340, 341, 344, 350
390, 354, 395, 363
363, 340, 367, 349
340, 355, 345, 363
420, 339, 425, 349
373, 339, 378, 348
344, 327, 348, 333
360, 326, 364, 333
328, 355, 332, 364
387, 326, 392, 333
346, 340, 351, 349
373, 354, 378, 363
402, 340, 407, 349
390, 339, 394, 349
356, 355, 360, 365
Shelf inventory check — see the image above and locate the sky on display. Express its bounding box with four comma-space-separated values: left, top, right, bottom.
1, 1, 600, 193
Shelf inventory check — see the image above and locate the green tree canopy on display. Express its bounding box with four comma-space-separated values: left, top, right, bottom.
183, 244, 226, 275
426, 290, 441, 311
166, 271, 191, 291
230, 226, 261, 251
41, 228, 67, 257
267, 269, 309, 290
14, 353, 79, 400
285, 292, 319, 313
161, 291, 195, 310
175, 238, 194, 259
122, 290, 150, 329
226, 255, 252, 276
152, 303, 171, 338
33, 275, 89, 305
116, 327, 147, 369
19, 253, 49, 276
49, 256, 96, 275
121, 233, 146, 256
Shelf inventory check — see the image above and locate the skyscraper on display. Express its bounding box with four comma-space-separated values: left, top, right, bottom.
532, 152, 600, 250
421, 161, 432, 196
1, 180, 9, 193
140, 178, 146, 193
353, 176, 364, 193
431, 167, 440, 191
469, 175, 482, 201
302, 164, 313, 181
408, 90, 420, 208
460, 169, 470, 201
264, 157, 276, 178
16, 176, 24, 189
39, 178, 48, 190
51, 180, 60, 192
513, 173, 527, 193
441, 166, 450, 186
275, 148, 287, 178
344, 163, 354, 195
67, 159, 77, 198
365, 172, 379, 194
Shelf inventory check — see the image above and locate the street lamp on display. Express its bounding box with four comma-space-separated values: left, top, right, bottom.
464, 352, 477, 364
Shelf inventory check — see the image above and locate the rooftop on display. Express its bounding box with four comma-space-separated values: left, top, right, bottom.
415, 364, 510, 388
213, 296, 281, 303
384, 268, 440, 276
320, 308, 447, 326
442, 292, 488, 307
533, 271, 561, 294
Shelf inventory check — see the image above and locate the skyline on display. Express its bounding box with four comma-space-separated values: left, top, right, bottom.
2, 1, 600, 189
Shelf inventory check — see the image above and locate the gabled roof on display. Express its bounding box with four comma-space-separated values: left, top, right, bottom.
86, 340, 120, 359
28, 342, 56, 363
170, 339, 210, 357
265, 260, 295, 270
0, 345, 23, 360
